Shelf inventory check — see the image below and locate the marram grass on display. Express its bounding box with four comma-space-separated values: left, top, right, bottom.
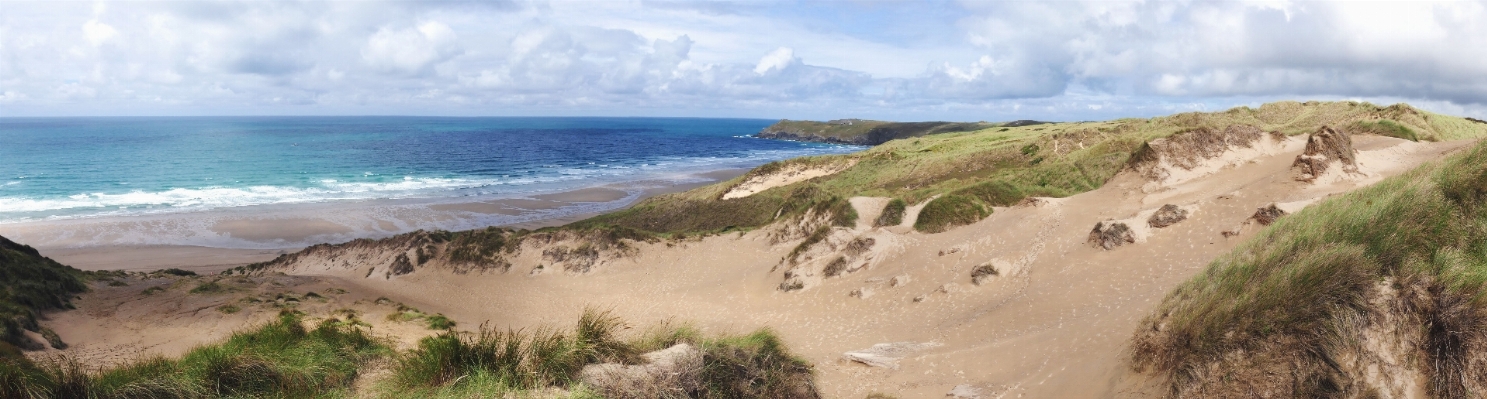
3, 308, 817, 398
2, 310, 386, 399
1133, 139, 1487, 397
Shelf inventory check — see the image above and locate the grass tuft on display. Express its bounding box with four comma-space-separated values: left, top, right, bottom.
696, 328, 817, 399
787, 226, 833, 264
425, 314, 456, 331
874, 199, 906, 227
189, 280, 228, 295
1351, 119, 1422, 141
384, 310, 817, 398
914, 194, 990, 233
157, 268, 196, 277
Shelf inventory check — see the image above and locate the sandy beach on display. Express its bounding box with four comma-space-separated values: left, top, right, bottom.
1, 168, 746, 272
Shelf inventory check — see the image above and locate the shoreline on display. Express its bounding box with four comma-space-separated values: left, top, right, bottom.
4, 168, 747, 272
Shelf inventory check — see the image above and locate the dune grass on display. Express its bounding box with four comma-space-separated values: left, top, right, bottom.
0, 236, 89, 352
382, 308, 817, 399
760, 119, 992, 144
189, 280, 228, 295
1349, 119, 1421, 142
914, 194, 990, 233
874, 199, 906, 227
387, 309, 634, 393
1132, 139, 1487, 396
1, 310, 387, 399
1, 306, 816, 398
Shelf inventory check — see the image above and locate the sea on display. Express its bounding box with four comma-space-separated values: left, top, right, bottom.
0, 117, 862, 225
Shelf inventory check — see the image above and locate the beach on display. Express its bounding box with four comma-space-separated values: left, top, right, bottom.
2, 168, 747, 272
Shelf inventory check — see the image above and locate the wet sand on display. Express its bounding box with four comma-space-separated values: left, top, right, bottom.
6, 169, 747, 272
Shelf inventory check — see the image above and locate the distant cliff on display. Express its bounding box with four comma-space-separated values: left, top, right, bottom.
754, 119, 1046, 145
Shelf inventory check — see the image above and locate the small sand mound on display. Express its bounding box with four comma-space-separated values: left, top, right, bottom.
1293, 126, 1358, 182
1252, 203, 1287, 226
1147, 204, 1189, 228
1088, 221, 1135, 250
723, 160, 855, 200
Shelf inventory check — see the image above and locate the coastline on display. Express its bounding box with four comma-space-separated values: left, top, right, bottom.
4, 168, 747, 273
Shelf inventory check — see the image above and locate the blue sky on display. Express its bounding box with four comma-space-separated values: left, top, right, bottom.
3, 0, 1486, 121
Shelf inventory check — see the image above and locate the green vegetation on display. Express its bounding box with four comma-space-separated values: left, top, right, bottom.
572, 181, 854, 236
757, 119, 1003, 145
1350, 119, 1421, 141
786, 226, 832, 263
216, 304, 241, 314
874, 198, 906, 227
387, 309, 634, 393
1, 311, 386, 398
693, 328, 816, 398
382, 308, 816, 398
1132, 139, 1487, 397
158, 268, 197, 277
0, 235, 87, 352
384, 302, 458, 331
914, 194, 990, 233
2, 307, 809, 398
189, 280, 228, 295
424, 314, 456, 331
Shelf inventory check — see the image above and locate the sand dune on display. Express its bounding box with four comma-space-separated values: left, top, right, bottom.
35, 129, 1471, 397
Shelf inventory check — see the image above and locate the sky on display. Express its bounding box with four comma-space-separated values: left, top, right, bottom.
2, 0, 1486, 121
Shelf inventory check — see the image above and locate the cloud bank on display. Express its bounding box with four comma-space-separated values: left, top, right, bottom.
2, 0, 1484, 120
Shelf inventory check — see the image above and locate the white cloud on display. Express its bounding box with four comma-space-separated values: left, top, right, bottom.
1, 0, 1485, 120
362, 21, 461, 74
753, 47, 796, 75
82, 20, 118, 45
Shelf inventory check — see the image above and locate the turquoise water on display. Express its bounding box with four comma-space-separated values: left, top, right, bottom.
0, 117, 861, 223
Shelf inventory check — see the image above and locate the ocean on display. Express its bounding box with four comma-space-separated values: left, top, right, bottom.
0, 117, 859, 230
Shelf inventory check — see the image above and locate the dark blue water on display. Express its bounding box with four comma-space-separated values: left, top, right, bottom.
0, 117, 860, 223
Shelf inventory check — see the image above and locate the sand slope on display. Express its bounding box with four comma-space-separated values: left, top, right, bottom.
35, 134, 1472, 397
